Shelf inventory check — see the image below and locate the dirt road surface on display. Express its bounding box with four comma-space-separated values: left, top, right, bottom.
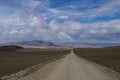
2, 50, 120, 80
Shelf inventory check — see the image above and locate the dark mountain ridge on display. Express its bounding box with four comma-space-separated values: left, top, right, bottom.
0, 45, 23, 51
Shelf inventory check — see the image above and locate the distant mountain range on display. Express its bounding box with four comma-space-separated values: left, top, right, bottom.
52, 41, 120, 47
1, 40, 120, 48
0, 40, 57, 48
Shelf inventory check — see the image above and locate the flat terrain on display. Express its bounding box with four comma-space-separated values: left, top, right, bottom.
0, 48, 70, 77
2, 50, 119, 80
74, 46, 120, 73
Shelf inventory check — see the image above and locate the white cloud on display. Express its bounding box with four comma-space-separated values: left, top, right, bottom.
0, 17, 120, 43
64, 21, 82, 30
67, 5, 77, 9
48, 8, 62, 14
29, 16, 42, 27
59, 16, 69, 19
58, 32, 73, 40
0, 14, 21, 25
25, 0, 41, 9
20, 10, 49, 29
17, 0, 49, 10
49, 20, 60, 31
90, 0, 120, 18
0, 5, 21, 25
67, 12, 83, 18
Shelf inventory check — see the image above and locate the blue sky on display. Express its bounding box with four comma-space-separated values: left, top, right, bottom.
0, 0, 120, 45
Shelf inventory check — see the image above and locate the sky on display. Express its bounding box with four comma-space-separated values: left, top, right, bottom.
0, 0, 120, 45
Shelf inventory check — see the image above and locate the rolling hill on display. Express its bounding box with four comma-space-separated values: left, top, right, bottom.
0, 45, 23, 51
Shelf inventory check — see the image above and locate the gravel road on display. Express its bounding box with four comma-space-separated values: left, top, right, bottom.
3, 50, 120, 80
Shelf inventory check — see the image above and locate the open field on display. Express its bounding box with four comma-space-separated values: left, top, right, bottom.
0, 48, 70, 77
2, 50, 119, 80
73, 46, 120, 73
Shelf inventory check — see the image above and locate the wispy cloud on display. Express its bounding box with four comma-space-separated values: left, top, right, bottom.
89, 0, 120, 18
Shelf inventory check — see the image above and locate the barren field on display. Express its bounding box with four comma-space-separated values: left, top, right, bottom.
74, 46, 120, 73
1, 50, 119, 80
0, 48, 70, 77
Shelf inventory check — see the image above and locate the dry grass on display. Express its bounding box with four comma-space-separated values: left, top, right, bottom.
73, 46, 120, 73
0, 48, 70, 77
